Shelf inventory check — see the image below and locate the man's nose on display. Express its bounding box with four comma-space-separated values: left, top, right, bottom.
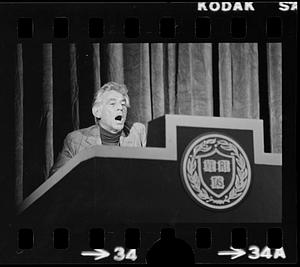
116, 103, 123, 110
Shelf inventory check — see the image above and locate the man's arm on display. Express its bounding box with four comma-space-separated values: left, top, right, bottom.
140, 124, 147, 147
48, 132, 77, 178
132, 122, 147, 147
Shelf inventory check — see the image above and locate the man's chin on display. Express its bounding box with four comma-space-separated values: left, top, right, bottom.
113, 123, 124, 132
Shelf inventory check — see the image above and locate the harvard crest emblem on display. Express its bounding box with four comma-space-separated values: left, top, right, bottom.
181, 134, 251, 210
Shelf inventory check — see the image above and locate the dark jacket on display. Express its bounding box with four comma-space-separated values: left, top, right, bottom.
49, 122, 147, 177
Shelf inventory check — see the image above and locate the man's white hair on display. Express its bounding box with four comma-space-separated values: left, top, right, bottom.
93, 81, 130, 107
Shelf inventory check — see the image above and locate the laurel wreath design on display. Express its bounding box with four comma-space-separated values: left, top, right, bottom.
186, 138, 249, 205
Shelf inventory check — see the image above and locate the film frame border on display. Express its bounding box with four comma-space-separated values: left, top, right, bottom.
0, 1, 297, 264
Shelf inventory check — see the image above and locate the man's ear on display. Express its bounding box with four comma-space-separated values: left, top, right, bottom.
92, 104, 102, 119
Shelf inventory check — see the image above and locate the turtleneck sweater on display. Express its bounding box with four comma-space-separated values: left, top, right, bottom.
99, 124, 122, 146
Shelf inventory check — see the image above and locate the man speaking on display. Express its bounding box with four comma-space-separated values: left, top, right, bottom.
49, 82, 147, 177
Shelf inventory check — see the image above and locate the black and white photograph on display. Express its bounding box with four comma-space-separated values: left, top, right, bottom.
0, 2, 297, 264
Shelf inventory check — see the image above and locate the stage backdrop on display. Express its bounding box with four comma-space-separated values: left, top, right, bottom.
12, 42, 282, 203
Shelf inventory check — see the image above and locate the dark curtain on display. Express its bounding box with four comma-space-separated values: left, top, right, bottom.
267, 43, 282, 153
14, 42, 282, 200
219, 43, 259, 119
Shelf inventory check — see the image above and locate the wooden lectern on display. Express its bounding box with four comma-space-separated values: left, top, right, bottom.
17, 115, 281, 225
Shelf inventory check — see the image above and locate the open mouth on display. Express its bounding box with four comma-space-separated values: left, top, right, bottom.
114, 115, 123, 121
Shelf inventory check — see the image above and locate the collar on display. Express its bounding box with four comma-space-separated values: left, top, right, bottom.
87, 122, 132, 145
99, 124, 122, 145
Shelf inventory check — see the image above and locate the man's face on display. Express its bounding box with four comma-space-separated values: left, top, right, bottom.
98, 90, 128, 133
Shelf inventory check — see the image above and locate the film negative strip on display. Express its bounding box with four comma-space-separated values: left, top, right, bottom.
0, 1, 297, 264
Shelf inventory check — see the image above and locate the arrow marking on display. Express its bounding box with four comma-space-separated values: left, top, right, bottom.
81, 249, 110, 261
218, 246, 246, 260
